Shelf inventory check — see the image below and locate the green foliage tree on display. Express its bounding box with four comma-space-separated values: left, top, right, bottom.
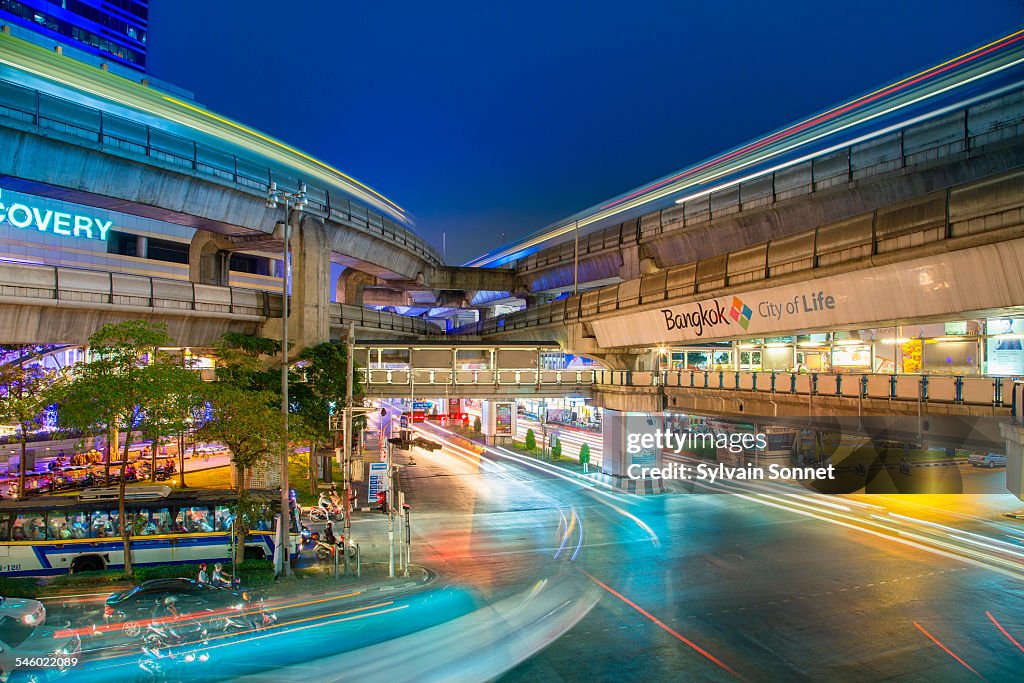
473, 416, 482, 434
579, 442, 591, 466
56, 321, 196, 576
524, 428, 536, 452
0, 346, 58, 497
292, 342, 360, 494
213, 333, 282, 393
198, 383, 285, 562
138, 360, 206, 483
551, 435, 562, 460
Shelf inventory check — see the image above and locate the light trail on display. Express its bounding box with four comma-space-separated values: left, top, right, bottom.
468, 28, 1024, 267
985, 611, 1024, 654
582, 570, 741, 678
913, 622, 983, 678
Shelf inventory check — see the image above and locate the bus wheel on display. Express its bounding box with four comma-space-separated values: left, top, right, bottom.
244, 547, 266, 561
71, 556, 104, 574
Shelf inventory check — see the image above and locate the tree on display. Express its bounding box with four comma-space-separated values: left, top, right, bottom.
0, 346, 57, 497
292, 342, 360, 493
524, 428, 536, 452
138, 361, 206, 483
473, 416, 482, 434
213, 332, 282, 393
198, 383, 285, 563
550, 435, 562, 460
579, 443, 591, 473
57, 320, 194, 577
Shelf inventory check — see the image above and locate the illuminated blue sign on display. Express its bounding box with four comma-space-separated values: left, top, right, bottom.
0, 190, 112, 241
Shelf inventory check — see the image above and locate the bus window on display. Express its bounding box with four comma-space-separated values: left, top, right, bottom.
149, 507, 173, 535
10, 515, 27, 541
178, 506, 214, 532
23, 515, 46, 541
0, 512, 10, 541
68, 511, 89, 538
91, 510, 114, 538
46, 511, 76, 540
214, 506, 232, 532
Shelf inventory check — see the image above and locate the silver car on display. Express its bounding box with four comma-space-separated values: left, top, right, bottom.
0, 599, 44, 629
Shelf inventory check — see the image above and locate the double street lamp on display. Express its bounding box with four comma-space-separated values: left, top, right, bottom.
266, 181, 307, 575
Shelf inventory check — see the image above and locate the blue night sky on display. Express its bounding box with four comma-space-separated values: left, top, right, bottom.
148, 1, 1024, 265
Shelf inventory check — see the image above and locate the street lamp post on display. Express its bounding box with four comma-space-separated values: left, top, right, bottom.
266, 181, 307, 576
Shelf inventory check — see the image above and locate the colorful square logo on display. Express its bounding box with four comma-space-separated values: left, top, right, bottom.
729, 296, 753, 330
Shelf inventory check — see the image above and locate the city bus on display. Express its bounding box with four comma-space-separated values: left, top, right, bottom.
0, 487, 295, 576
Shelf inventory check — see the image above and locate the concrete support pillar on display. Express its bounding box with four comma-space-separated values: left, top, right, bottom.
291, 214, 331, 349
474, 307, 492, 322
336, 268, 377, 306
136, 235, 148, 259
999, 421, 1024, 501
188, 230, 233, 286
601, 409, 664, 478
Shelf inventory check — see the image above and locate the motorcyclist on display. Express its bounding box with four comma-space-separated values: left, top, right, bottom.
211, 562, 232, 588
151, 596, 183, 639
197, 563, 209, 584
317, 490, 334, 513
328, 483, 343, 509
322, 521, 338, 547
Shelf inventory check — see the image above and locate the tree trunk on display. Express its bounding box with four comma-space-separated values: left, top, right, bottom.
234, 469, 245, 566
18, 428, 26, 498
151, 438, 158, 483
178, 432, 186, 489
105, 424, 117, 486
119, 426, 133, 577
308, 441, 316, 496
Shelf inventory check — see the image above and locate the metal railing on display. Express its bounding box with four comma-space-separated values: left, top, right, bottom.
595, 369, 1010, 407
0, 78, 442, 265
0, 262, 440, 335
512, 88, 1024, 275
363, 368, 596, 387
456, 161, 1024, 337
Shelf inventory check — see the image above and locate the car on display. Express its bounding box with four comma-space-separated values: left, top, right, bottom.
968, 452, 1008, 468
103, 578, 250, 637
0, 619, 80, 683
0, 598, 45, 629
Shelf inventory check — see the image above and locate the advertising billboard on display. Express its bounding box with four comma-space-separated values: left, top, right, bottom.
986, 317, 1024, 375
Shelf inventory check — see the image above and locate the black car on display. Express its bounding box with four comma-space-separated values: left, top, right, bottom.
103, 578, 250, 637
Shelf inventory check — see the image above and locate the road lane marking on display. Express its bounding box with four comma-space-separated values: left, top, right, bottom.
582, 570, 740, 679
985, 611, 1024, 654
913, 622, 983, 678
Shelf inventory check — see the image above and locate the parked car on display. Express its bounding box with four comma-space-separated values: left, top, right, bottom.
103, 578, 250, 637
968, 452, 1008, 468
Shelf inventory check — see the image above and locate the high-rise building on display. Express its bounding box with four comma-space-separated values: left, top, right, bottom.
0, 1, 147, 71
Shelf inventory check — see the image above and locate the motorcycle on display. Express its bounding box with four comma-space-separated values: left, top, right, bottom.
137, 636, 211, 683
307, 503, 343, 523
143, 617, 207, 648
314, 537, 357, 561
219, 601, 277, 633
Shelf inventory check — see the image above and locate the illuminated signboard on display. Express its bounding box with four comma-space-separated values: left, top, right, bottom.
0, 190, 112, 241
495, 403, 513, 436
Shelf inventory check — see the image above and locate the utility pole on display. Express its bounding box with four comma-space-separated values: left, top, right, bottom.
387, 437, 395, 578
266, 181, 307, 577
343, 323, 355, 576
